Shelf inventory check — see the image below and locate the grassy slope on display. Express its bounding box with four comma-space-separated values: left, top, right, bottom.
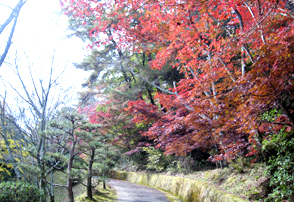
50, 172, 116, 202
167, 163, 269, 201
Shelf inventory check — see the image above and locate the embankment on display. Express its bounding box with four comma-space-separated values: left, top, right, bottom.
109, 170, 248, 202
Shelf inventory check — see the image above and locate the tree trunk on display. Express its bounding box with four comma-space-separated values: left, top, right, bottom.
68, 182, 74, 202
40, 172, 47, 202
37, 138, 47, 202
147, 87, 155, 105
67, 155, 75, 202
87, 176, 93, 200
49, 171, 55, 202
50, 195, 55, 202
87, 149, 95, 200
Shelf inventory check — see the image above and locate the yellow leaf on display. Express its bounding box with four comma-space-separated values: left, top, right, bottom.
4, 168, 11, 176
7, 164, 13, 169
19, 167, 24, 174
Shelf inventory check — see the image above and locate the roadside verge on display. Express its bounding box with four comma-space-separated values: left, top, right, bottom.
109, 170, 248, 202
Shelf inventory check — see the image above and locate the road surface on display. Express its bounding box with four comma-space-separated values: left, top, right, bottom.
107, 179, 175, 202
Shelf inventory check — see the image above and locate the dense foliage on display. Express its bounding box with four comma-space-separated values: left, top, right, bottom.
263, 130, 294, 201
60, 0, 294, 200
0, 181, 44, 202
62, 0, 294, 160
1, 0, 293, 201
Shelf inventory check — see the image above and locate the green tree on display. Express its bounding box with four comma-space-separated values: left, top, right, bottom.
44, 108, 88, 202
65, 1, 183, 108
77, 122, 115, 199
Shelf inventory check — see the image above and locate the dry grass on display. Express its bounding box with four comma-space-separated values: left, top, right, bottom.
177, 163, 269, 201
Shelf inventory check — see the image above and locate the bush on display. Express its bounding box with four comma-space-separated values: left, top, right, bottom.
0, 181, 45, 202
114, 153, 143, 171
166, 156, 196, 174
142, 147, 170, 172
262, 130, 294, 201
229, 156, 250, 173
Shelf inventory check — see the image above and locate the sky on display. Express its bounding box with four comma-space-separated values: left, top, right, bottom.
0, 0, 91, 107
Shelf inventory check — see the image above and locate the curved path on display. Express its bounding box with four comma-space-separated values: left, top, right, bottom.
107, 178, 176, 202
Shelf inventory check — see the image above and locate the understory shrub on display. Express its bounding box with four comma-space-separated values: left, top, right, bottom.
142, 146, 171, 172
229, 156, 251, 173
262, 130, 294, 201
166, 155, 195, 174
0, 181, 45, 202
114, 152, 145, 171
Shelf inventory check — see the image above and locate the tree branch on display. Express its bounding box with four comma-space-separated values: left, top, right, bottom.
0, 0, 26, 35
0, 10, 19, 67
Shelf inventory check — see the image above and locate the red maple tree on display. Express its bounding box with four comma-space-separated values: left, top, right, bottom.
63, 0, 294, 161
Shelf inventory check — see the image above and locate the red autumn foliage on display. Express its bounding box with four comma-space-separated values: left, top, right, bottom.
126, 100, 160, 124
63, 0, 294, 161
259, 115, 293, 134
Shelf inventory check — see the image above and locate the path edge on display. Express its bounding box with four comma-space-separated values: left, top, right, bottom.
109, 170, 248, 202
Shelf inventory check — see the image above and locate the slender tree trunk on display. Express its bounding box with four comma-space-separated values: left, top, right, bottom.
49, 171, 55, 202
87, 176, 93, 200
68, 182, 74, 202
87, 149, 95, 200
147, 88, 155, 105
67, 154, 75, 202
40, 171, 46, 202
103, 182, 106, 189
37, 137, 46, 202
67, 176, 74, 202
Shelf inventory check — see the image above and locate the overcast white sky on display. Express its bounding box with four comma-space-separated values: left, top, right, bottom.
0, 0, 90, 107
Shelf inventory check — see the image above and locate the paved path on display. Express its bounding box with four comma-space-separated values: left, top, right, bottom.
107, 179, 172, 202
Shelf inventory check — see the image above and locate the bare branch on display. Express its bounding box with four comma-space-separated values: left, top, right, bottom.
244, 0, 266, 44
0, 4, 14, 10
0, 0, 26, 34
13, 63, 42, 117
41, 178, 67, 188
0, 9, 19, 67
218, 58, 236, 82
28, 64, 43, 106
0, 0, 27, 67
128, 68, 176, 95
243, 45, 255, 64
